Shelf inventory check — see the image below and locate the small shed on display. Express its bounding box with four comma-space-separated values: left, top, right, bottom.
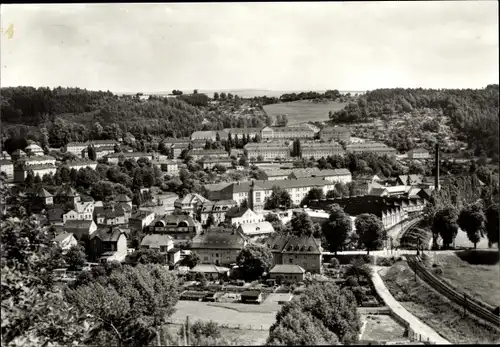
240, 290, 263, 304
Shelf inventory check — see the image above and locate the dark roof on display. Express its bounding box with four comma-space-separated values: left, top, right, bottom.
190, 228, 246, 250
115, 194, 132, 202
225, 207, 252, 218
64, 220, 95, 240
269, 264, 306, 274
167, 247, 180, 254
91, 227, 127, 242
56, 186, 79, 197
267, 235, 321, 254
48, 208, 65, 222
241, 290, 262, 298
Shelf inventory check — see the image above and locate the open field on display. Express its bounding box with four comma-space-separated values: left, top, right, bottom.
263, 100, 346, 125
163, 323, 269, 346
381, 263, 500, 344
170, 301, 278, 329
432, 251, 500, 308
360, 314, 408, 342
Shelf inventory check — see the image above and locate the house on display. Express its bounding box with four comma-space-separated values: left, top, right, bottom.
88, 140, 119, 148
244, 143, 290, 161
1, 151, 11, 160
266, 235, 323, 273
63, 219, 98, 241
30, 187, 54, 210
24, 143, 44, 156
53, 232, 78, 252
89, 226, 128, 263
407, 148, 430, 159
10, 149, 27, 161
53, 186, 80, 206
319, 126, 351, 143
171, 143, 191, 158
115, 194, 132, 209
396, 174, 424, 186
191, 130, 228, 142
174, 193, 209, 215
201, 157, 233, 170
238, 221, 275, 238
300, 142, 345, 159
147, 214, 202, 245
95, 204, 130, 226
128, 210, 156, 231
240, 290, 263, 304
225, 207, 264, 226
48, 208, 66, 226
189, 264, 230, 280
260, 126, 315, 140
269, 264, 306, 283
153, 159, 179, 175
0, 159, 14, 177
162, 137, 191, 146
229, 148, 245, 158
219, 178, 336, 211
62, 201, 95, 222
190, 227, 248, 266
203, 182, 232, 200
199, 199, 238, 225
140, 233, 174, 253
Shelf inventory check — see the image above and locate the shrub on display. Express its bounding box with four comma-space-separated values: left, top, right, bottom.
433, 268, 443, 275
456, 250, 500, 265
432, 263, 440, 268
330, 258, 340, 268
350, 286, 365, 305
376, 257, 395, 267
346, 276, 359, 287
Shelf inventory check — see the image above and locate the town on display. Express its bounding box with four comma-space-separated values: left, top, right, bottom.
1, 2, 499, 347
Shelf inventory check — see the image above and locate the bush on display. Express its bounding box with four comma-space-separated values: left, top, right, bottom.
433, 268, 443, 275
432, 263, 440, 268
346, 276, 359, 287
350, 286, 365, 305
376, 257, 395, 267
329, 258, 340, 268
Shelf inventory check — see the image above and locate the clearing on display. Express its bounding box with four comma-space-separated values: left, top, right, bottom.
360, 314, 408, 343
263, 100, 346, 125
431, 250, 500, 308
170, 300, 278, 329
381, 262, 500, 344
162, 323, 268, 346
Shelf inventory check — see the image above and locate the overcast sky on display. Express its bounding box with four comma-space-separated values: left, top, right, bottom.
1, 2, 498, 93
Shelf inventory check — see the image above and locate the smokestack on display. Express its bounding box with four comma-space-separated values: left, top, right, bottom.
435, 143, 440, 191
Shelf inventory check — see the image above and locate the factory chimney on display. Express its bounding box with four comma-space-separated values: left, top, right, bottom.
434, 143, 440, 191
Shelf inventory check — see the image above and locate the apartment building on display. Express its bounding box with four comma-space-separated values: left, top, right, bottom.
300, 142, 345, 159
62, 201, 95, 223
174, 193, 210, 215
199, 199, 238, 225
65, 142, 88, 156
258, 168, 293, 181
260, 126, 315, 140
191, 130, 228, 142
289, 168, 352, 184
95, 146, 116, 159
201, 157, 233, 170
88, 140, 119, 148
223, 128, 262, 139
346, 142, 397, 156
24, 143, 44, 156
14, 164, 58, 182
189, 149, 228, 161
20, 155, 57, 166
153, 159, 179, 175
218, 178, 335, 211
171, 143, 190, 158
147, 214, 202, 245
106, 152, 154, 164
319, 126, 351, 143
66, 160, 98, 171
244, 143, 290, 161
225, 207, 265, 226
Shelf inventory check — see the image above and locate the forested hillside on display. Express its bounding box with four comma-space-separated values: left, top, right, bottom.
0, 87, 269, 150
329, 85, 499, 158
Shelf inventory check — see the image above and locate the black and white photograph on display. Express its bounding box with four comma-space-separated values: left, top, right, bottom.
0, 1, 499, 346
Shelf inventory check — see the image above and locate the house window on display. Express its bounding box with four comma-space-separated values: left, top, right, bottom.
289, 258, 293, 264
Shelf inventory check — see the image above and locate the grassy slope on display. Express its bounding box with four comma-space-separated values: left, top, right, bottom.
432, 251, 500, 308
263, 100, 346, 125
381, 263, 500, 344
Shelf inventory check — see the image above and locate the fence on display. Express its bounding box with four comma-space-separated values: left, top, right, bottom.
406, 255, 500, 328
165, 318, 269, 331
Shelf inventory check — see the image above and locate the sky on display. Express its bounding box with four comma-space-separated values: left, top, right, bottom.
1, 2, 498, 93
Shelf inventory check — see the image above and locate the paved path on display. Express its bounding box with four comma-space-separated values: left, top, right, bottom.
370, 266, 451, 345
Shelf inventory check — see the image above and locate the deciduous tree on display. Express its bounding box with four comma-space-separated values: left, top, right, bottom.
354, 213, 386, 254
321, 205, 352, 254
458, 202, 486, 249
236, 243, 273, 280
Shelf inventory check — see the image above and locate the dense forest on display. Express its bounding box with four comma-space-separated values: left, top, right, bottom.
328, 85, 499, 158
0, 87, 269, 150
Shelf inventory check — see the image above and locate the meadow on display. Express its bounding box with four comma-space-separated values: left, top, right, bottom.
263, 100, 347, 125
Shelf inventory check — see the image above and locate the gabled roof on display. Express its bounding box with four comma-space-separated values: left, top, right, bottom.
176, 193, 209, 205
53, 232, 75, 243
140, 234, 173, 248
190, 264, 230, 274
115, 194, 132, 202
56, 186, 79, 197
130, 210, 155, 220
225, 207, 254, 218
267, 234, 321, 254
190, 228, 246, 250
91, 227, 127, 242
200, 200, 238, 213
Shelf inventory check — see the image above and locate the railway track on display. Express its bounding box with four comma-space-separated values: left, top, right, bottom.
405, 255, 500, 328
